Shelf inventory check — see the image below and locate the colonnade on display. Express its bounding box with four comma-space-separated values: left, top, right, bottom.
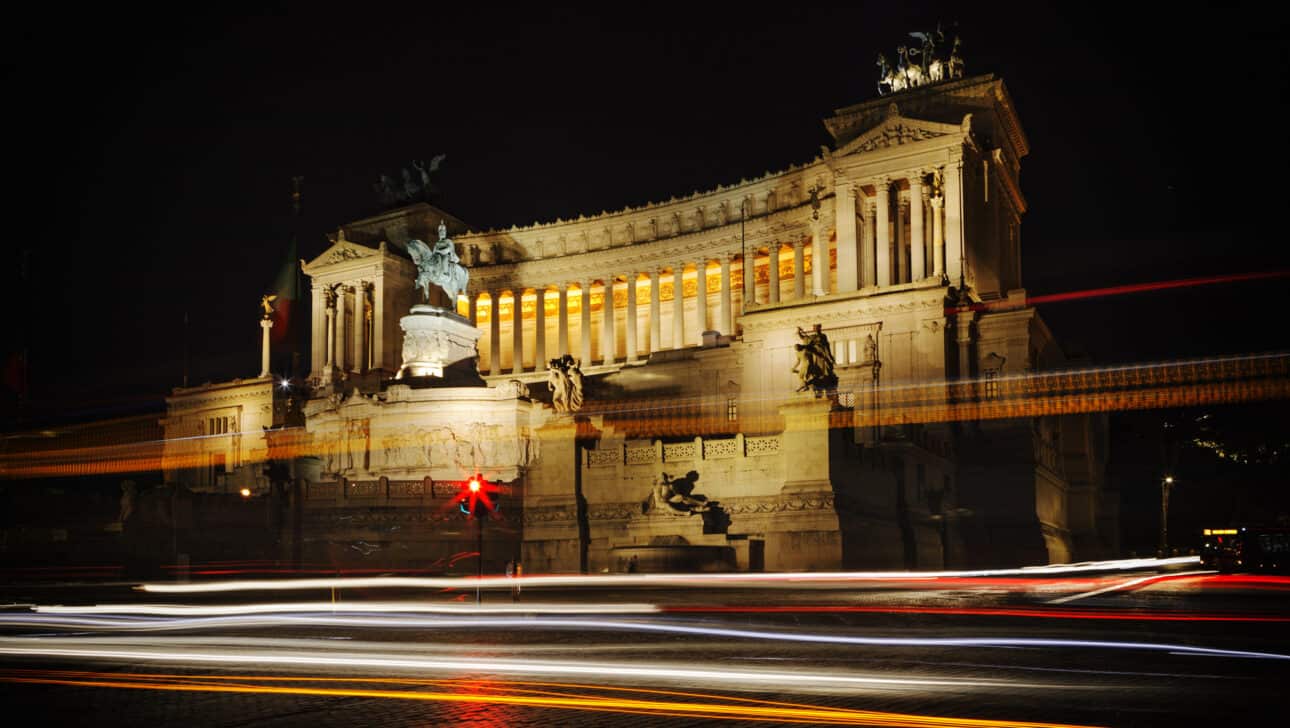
320, 281, 373, 378
468, 238, 824, 375
835, 167, 957, 292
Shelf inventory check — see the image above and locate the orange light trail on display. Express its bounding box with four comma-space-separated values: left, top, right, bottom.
2, 353, 1286, 478
0, 669, 1104, 727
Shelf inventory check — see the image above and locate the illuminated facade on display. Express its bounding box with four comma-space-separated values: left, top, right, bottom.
163, 74, 1114, 571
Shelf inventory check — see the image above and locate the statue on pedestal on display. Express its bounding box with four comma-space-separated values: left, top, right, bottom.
792, 323, 838, 393
546, 354, 585, 413
407, 221, 469, 305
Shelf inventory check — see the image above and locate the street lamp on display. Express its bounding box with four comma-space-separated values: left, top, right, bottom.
1159, 475, 1175, 556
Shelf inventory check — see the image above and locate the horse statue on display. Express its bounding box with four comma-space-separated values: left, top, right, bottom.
910, 29, 944, 83
407, 221, 469, 304
947, 36, 964, 79
876, 53, 897, 95
896, 45, 924, 89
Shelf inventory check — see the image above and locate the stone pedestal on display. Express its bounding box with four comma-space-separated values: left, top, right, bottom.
396, 304, 482, 379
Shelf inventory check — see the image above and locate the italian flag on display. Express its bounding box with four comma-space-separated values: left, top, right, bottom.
269, 236, 298, 344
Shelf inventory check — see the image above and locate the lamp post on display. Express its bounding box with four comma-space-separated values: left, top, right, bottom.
1159, 475, 1175, 556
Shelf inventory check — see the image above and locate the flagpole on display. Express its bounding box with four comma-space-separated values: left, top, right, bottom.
289, 176, 303, 381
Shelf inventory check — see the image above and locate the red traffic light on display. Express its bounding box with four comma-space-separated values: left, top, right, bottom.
458, 473, 496, 517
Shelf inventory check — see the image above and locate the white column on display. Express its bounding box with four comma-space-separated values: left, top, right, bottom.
335, 285, 348, 372
625, 273, 638, 362
792, 240, 805, 299
695, 260, 708, 345
896, 198, 907, 284
372, 277, 385, 372
489, 291, 501, 376
557, 283, 570, 356
811, 222, 828, 296
923, 185, 934, 281
835, 179, 858, 292
742, 250, 756, 308
648, 269, 661, 355
768, 246, 781, 303
534, 288, 546, 366
353, 282, 366, 372
511, 291, 524, 372
324, 302, 335, 369
601, 278, 615, 365
580, 279, 592, 364
671, 264, 685, 349
260, 318, 273, 377
910, 175, 925, 281
866, 200, 878, 287
719, 255, 732, 334
876, 178, 891, 287
932, 196, 946, 281
944, 155, 965, 286
857, 197, 870, 288
310, 285, 325, 376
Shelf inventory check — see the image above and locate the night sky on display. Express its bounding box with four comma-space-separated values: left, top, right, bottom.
5, 6, 1287, 445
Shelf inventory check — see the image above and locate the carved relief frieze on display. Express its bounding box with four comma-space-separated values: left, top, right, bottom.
723, 492, 835, 515
523, 506, 577, 525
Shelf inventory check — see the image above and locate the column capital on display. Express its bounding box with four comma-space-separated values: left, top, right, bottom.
792, 237, 806, 249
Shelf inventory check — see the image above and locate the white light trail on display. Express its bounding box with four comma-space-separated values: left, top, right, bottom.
5, 611, 1288, 662
1046, 571, 1215, 605
34, 601, 658, 616
138, 556, 1202, 594
0, 637, 1058, 692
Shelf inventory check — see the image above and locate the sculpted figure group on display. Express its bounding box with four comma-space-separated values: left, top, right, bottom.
877, 24, 964, 95
373, 154, 445, 206
546, 354, 585, 414
792, 324, 838, 393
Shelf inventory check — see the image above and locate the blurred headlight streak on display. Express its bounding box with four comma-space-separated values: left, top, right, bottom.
136, 556, 1201, 594
4, 615, 1289, 661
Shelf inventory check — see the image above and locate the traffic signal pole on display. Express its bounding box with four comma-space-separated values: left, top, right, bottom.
476, 510, 484, 605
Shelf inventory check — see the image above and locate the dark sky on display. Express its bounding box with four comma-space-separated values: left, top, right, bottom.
4, 3, 1287, 424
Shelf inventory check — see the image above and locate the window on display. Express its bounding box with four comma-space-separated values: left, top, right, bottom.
726, 398, 738, 422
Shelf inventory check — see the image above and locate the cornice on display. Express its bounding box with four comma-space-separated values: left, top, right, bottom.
467, 205, 820, 291
741, 288, 946, 332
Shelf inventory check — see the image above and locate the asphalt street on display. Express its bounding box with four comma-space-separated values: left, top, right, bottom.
1, 562, 1287, 727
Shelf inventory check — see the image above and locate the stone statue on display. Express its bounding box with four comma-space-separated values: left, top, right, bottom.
407, 221, 469, 304
864, 333, 878, 364
547, 359, 569, 412
643, 471, 710, 514
374, 155, 445, 206
412, 154, 445, 192
546, 354, 585, 413
877, 53, 895, 95
947, 36, 964, 79
792, 324, 838, 392
260, 294, 277, 317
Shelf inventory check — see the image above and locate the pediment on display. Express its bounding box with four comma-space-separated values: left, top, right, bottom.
834, 104, 967, 157
302, 239, 380, 272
